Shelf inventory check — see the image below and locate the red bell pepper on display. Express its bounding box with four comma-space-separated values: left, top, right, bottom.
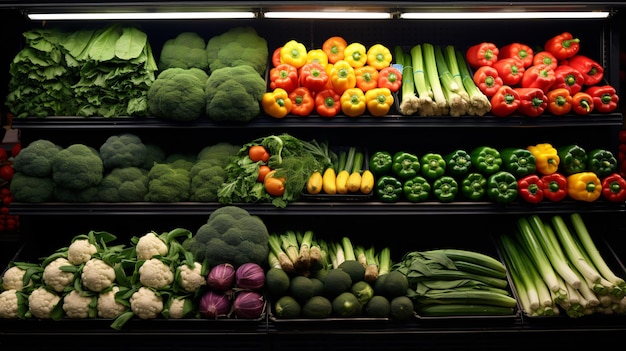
546, 88, 572, 116
269, 63, 299, 93
601, 173, 626, 202
377, 66, 402, 93
288, 86, 315, 116
551, 65, 584, 95
465, 42, 499, 69
540, 173, 568, 202
571, 91, 594, 115
532, 51, 558, 70
566, 55, 604, 86
585, 85, 619, 113
272, 47, 282, 67
299, 62, 329, 93
314, 88, 341, 117
514, 87, 548, 117
520, 64, 556, 92
489, 85, 520, 117
544, 32, 580, 60
492, 57, 525, 86
517, 174, 545, 204
473, 66, 503, 97
499, 42, 534, 68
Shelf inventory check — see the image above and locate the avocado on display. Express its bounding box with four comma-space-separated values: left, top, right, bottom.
390, 295, 414, 321
323, 268, 353, 298
382, 270, 409, 298
366, 295, 391, 318
338, 259, 366, 283
265, 267, 290, 298
332, 292, 362, 317
302, 295, 333, 319
273, 295, 301, 319
289, 275, 315, 302
350, 280, 374, 305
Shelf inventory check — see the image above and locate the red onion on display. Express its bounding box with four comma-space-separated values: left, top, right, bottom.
235, 262, 265, 291
207, 263, 236, 292
232, 291, 265, 319
199, 290, 232, 319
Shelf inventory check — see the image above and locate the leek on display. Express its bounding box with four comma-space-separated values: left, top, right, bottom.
281, 230, 300, 266
551, 215, 602, 284
444, 45, 469, 103
409, 44, 435, 116
295, 230, 313, 271
499, 234, 541, 314
455, 48, 491, 116
364, 246, 379, 283
377, 247, 391, 276
517, 217, 561, 293
421, 43, 448, 115
268, 234, 295, 273
399, 53, 420, 115
341, 236, 356, 261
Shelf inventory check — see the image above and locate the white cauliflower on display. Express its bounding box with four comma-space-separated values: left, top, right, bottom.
43, 257, 76, 293
81, 258, 116, 292
166, 297, 188, 319
1, 266, 32, 291
62, 290, 92, 319
28, 287, 61, 319
67, 239, 97, 265
97, 286, 127, 319
178, 262, 206, 293
130, 287, 163, 319
136, 232, 168, 261
139, 258, 174, 289
0, 289, 19, 319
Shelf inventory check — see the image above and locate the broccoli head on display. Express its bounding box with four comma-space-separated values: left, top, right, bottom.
158, 32, 208, 71
99, 133, 147, 170
205, 26, 268, 76
189, 160, 227, 202
196, 142, 239, 165
144, 163, 191, 202
54, 185, 99, 202
165, 153, 196, 171
51, 144, 103, 190
141, 143, 167, 170
98, 167, 149, 202
147, 67, 209, 121
10, 172, 54, 202
12, 139, 63, 177
184, 206, 269, 267
205, 65, 266, 123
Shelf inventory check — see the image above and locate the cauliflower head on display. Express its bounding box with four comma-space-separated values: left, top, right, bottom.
177, 261, 206, 293
159, 32, 208, 71
0, 289, 19, 319
165, 296, 190, 319
135, 231, 168, 261
1, 266, 32, 291
184, 206, 269, 267
147, 67, 209, 121
43, 257, 75, 293
97, 286, 127, 319
81, 258, 116, 292
130, 286, 163, 319
28, 287, 61, 319
139, 258, 174, 289
63, 289, 93, 318
99, 133, 148, 170
67, 239, 97, 265
204, 65, 266, 123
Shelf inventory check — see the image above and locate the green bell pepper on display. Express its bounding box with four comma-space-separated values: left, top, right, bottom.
403, 176, 431, 202
557, 145, 587, 175
587, 148, 617, 178
470, 146, 502, 175
392, 151, 421, 179
369, 151, 393, 176
420, 153, 447, 180
376, 175, 403, 203
433, 176, 458, 203
487, 171, 518, 204
444, 149, 472, 178
500, 147, 537, 178
461, 172, 487, 200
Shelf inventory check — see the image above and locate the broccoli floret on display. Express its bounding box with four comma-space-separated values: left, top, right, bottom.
54, 185, 99, 202
197, 142, 239, 165
147, 67, 209, 121
205, 26, 268, 76
165, 153, 196, 171
51, 144, 103, 190
10, 172, 54, 202
189, 160, 227, 202
205, 65, 266, 123
12, 139, 63, 177
144, 163, 191, 202
183, 206, 269, 267
98, 167, 149, 202
141, 144, 167, 170
99, 133, 147, 170
158, 32, 208, 71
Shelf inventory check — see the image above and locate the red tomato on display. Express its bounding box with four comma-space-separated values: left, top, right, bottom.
0, 165, 13, 181
257, 165, 272, 182
0, 148, 7, 162
11, 143, 21, 158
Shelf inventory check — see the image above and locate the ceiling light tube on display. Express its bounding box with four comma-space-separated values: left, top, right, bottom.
27, 11, 257, 20
264, 11, 392, 20
400, 11, 611, 20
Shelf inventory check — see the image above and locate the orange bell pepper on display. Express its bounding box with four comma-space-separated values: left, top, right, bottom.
354, 65, 379, 92
340, 88, 367, 117
365, 87, 394, 117
322, 36, 347, 64
288, 86, 315, 116
315, 89, 341, 117
546, 88, 572, 116
567, 171, 602, 202
330, 60, 356, 95
262, 88, 292, 118
280, 40, 308, 69
571, 91, 594, 115
366, 43, 392, 70
269, 63, 299, 93
343, 42, 368, 68
377, 66, 402, 93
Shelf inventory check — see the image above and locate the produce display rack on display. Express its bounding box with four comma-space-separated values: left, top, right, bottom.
1, 1, 626, 349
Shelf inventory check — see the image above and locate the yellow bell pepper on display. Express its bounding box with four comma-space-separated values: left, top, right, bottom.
365, 87, 394, 117
262, 88, 292, 118
306, 49, 328, 68
329, 60, 356, 95
280, 40, 308, 68
527, 143, 560, 175
343, 42, 368, 68
340, 88, 366, 117
567, 171, 602, 202
366, 43, 392, 70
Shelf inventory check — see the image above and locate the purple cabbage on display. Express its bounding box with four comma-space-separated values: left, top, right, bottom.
207, 263, 236, 292
232, 291, 265, 319
235, 262, 265, 291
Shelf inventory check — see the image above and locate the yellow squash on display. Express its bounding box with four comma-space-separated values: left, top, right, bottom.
322, 168, 337, 195
306, 171, 323, 194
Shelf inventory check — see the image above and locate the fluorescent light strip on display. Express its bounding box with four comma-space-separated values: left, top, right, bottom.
264, 11, 392, 20
400, 12, 611, 20
28, 12, 257, 20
